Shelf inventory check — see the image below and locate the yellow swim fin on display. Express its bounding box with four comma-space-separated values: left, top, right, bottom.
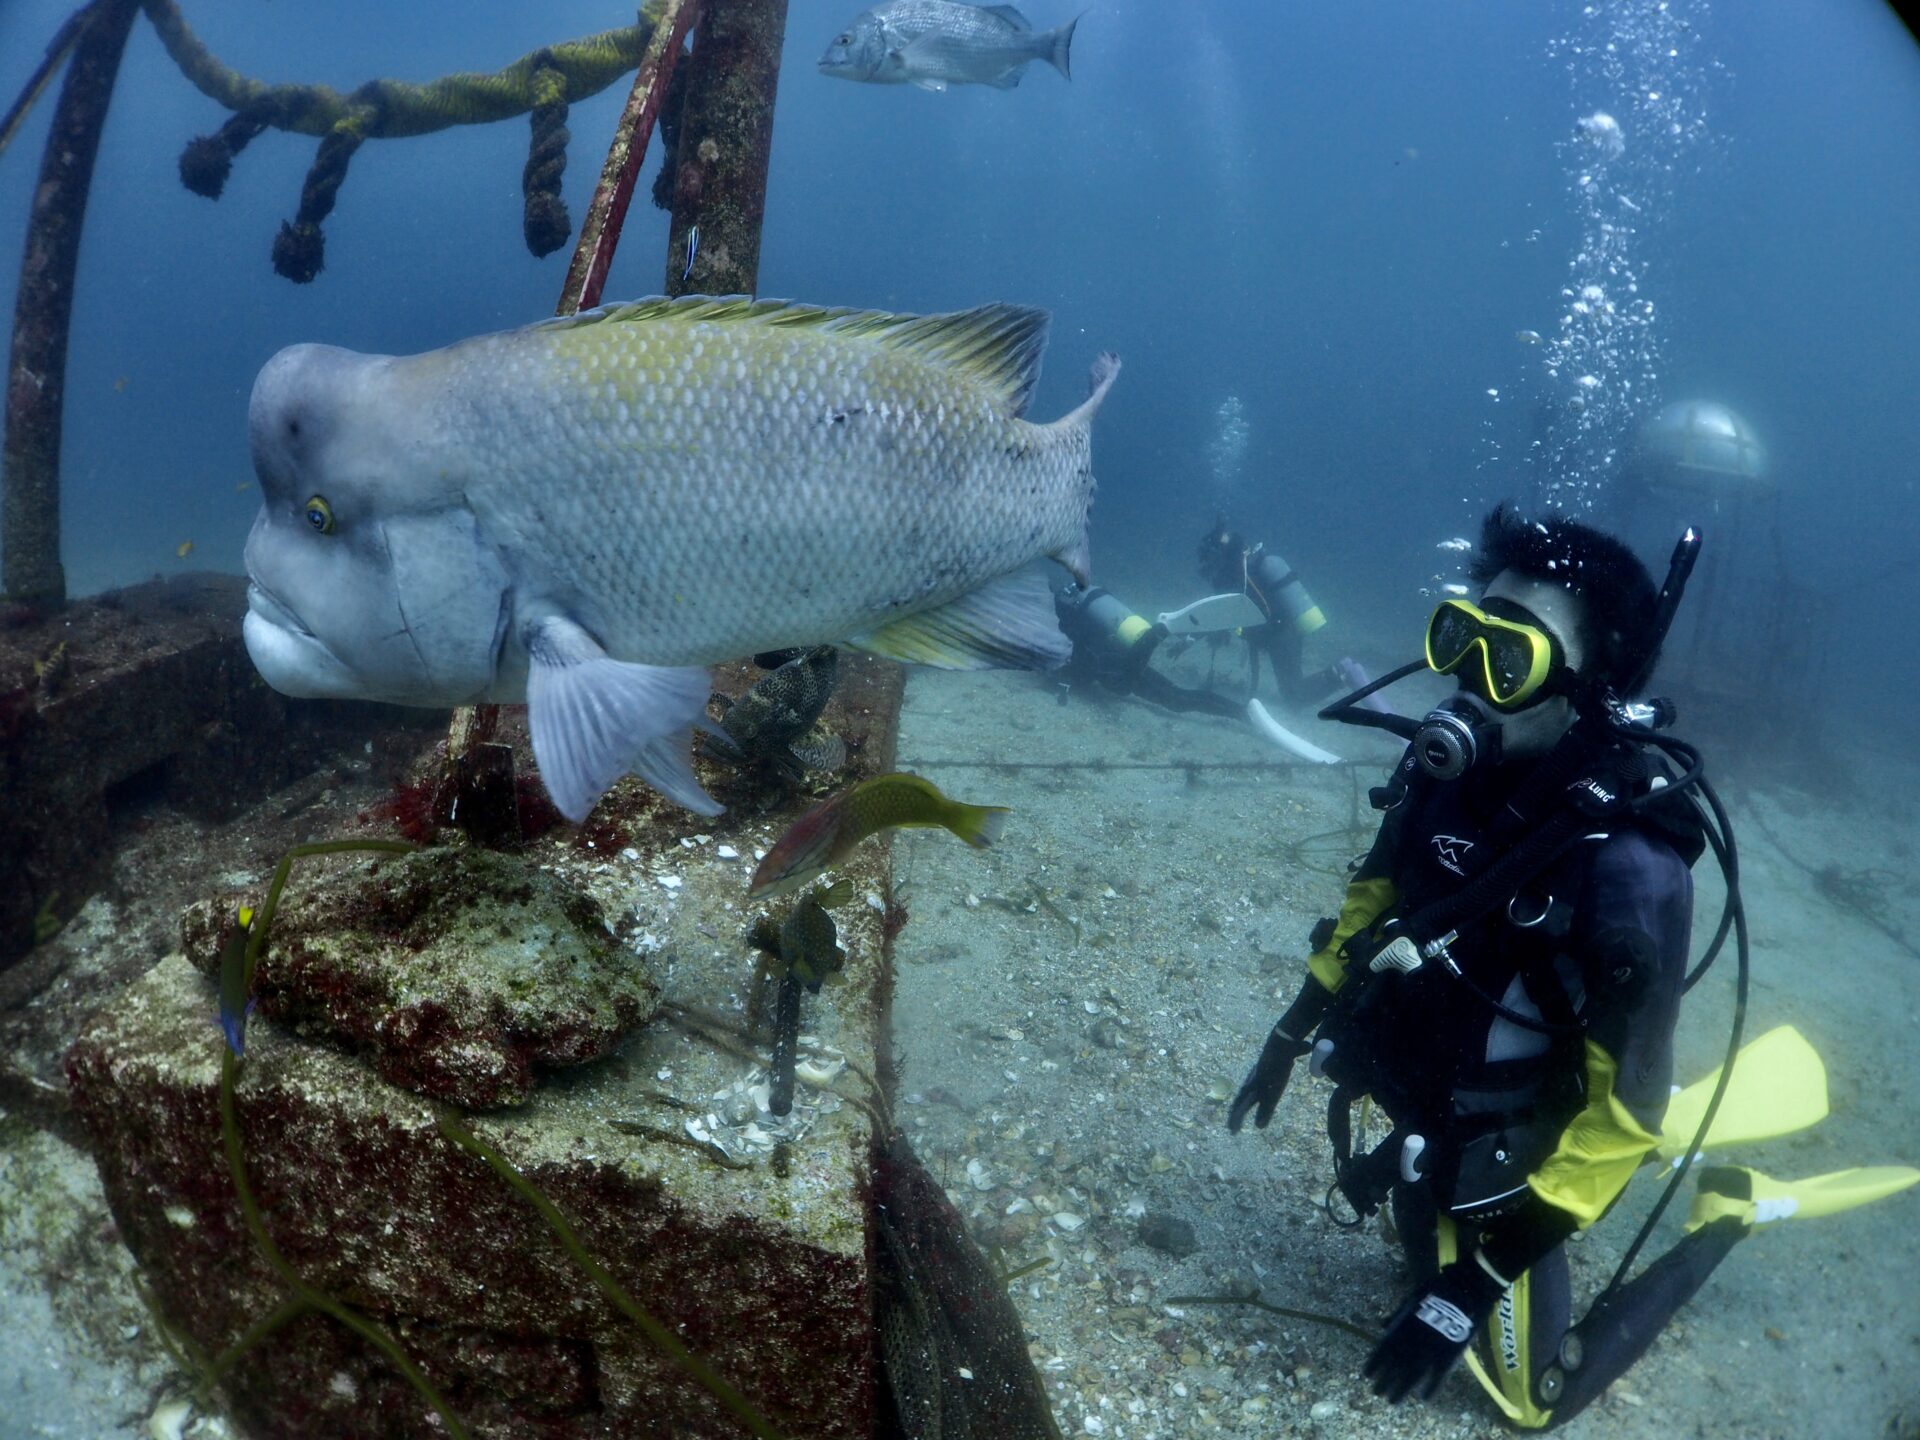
1656, 1025, 1828, 1162
1686, 1164, 1920, 1232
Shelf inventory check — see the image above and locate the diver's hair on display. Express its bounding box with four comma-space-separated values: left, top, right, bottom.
1469, 503, 1662, 691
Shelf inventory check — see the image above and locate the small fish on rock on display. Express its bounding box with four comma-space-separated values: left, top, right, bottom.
216, 905, 257, 1058
820, 0, 1077, 92
750, 773, 1008, 899
710, 646, 845, 777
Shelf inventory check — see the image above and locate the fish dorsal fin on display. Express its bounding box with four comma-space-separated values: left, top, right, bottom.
980, 4, 1032, 29
547, 295, 1051, 420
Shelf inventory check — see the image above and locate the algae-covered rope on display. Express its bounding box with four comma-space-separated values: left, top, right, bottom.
142, 0, 658, 138
522, 53, 572, 258
133, 0, 668, 278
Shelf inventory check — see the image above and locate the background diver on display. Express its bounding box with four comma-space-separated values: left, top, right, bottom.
1225, 503, 1916, 1427
1195, 520, 1361, 707
1052, 581, 1247, 719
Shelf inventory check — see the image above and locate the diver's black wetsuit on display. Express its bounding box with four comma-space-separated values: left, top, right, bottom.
1308, 748, 1703, 1420
1200, 546, 1343, 706
1055, 586, 1244, 719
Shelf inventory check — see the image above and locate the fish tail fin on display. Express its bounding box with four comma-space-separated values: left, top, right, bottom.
1060, 350, 1121, 432
945, 802, 1011, 849
1042, 13, 1080, 80
1045, 352, 1117, 584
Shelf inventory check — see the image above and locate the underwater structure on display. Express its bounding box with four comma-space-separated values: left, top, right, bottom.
1, 5, 1064, 1436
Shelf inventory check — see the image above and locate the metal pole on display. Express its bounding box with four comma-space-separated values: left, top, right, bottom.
665, 0, 790, 297
2, 0, 141, 606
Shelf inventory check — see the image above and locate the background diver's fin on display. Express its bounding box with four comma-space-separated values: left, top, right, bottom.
1655, 1025, 1828, 1162
1686, 1164, 1920, 1232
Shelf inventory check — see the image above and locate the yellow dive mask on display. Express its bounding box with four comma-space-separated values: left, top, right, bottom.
1424, 599, 1558, 708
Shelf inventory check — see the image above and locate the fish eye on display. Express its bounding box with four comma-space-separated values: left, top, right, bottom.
303, 495, 335, 535
836, 32, 851, 43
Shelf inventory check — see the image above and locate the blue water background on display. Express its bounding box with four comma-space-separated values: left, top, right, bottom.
0, 0, 1915, 726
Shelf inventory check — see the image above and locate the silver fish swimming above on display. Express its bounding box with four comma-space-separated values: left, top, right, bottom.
819, 0, 1077, 92
682, 225, 699, 283
241, 296, 1119, 821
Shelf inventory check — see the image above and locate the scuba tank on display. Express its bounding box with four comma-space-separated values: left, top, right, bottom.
1246, 546, 1326, 635
1055, 584, 1154, 653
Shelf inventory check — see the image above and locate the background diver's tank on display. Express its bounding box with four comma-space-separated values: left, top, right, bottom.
1615, 400, 1823, 762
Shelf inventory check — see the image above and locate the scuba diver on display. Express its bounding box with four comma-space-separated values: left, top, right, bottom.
1225, 503, 1915, 1427
1052, 582, 1246, 719
1196, 520, 1353, 706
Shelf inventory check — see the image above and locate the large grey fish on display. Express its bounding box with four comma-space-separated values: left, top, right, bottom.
242, 296, 1118, 821
819, 0, 1077, 92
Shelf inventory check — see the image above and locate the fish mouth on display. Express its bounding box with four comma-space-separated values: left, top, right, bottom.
246, 581, 313, 638
244, 582, 359, 698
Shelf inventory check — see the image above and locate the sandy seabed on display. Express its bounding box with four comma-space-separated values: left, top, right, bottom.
888, 645, 1920, 1440
1, 613, 1915, 1440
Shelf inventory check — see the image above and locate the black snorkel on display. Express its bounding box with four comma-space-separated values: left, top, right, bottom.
1317, 658, 1427, 741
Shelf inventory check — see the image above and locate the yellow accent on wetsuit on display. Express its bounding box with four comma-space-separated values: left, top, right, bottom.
1305, 875, 1398, 993
1527, 1040, 1662, 1227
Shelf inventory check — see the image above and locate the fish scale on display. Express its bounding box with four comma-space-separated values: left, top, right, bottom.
428, 305, 1086, 667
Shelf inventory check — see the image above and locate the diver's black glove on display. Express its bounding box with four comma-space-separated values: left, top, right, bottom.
1364, 1258, 1507, 1404
1226, 1024, 1310, 1133
1226, 980, 1331, 1133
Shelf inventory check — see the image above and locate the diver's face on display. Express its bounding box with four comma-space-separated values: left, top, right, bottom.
1469, 570, 1588, 757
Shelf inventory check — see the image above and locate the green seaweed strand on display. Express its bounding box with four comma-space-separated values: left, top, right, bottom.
197, 1296, 311, 1396
217, 838, 468, 1435
221, 1049, 471, 1439
434, 1109, 789, 1440
241, 839, 415, 993
1165, 1291, 1377, 1344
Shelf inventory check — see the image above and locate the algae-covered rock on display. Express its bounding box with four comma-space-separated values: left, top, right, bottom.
182, 846, 659, 1108
66, 954, 875, 1439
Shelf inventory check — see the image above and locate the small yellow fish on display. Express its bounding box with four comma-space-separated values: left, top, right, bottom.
749, 773, 1007, 899
112, 376, 129, 392
175, 540, 194, 560
235, 481, 252, 493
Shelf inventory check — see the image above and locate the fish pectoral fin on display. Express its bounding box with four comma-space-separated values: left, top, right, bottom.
524, 615, 721, 821
847, 566, 1070, 671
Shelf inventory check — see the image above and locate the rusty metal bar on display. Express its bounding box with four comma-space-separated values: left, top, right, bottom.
560, 0, 703, 314
2, 0, 141, 606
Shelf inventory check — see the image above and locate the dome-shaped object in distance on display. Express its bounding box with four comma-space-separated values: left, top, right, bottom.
1631, 400, 1769, 497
